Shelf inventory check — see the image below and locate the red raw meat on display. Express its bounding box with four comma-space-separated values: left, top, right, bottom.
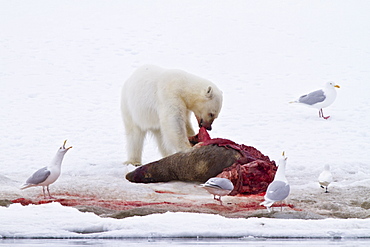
196, 127, 277, 195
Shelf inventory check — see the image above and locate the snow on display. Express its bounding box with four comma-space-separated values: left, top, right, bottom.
1, 0, 370, 240
1, 203, 370, 239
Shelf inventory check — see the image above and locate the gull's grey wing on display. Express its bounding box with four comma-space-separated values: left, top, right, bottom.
217, 179, 234, 191
25, 167, 50, 185
266, 180, 290, 201
298, 89, 326, 105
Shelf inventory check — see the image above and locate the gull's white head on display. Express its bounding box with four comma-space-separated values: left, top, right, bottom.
277, 151, 288, 166
58, 140, 72, 154
274, 151, 289, 182
326, 81, 340, 89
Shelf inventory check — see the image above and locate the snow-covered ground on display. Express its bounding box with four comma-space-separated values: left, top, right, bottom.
1, 0, 370, 239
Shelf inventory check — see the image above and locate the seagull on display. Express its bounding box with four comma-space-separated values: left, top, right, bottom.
260, 152, 290, 212
201, 177, 234, 205
290, 82, 340, 119
20, 140, 72, 199
318, 164, 333, 193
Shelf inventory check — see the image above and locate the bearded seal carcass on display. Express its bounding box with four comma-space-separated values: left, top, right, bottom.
126, 144, 242, 183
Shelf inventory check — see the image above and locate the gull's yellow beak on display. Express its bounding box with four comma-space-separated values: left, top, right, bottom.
63, 140, 72, 150
335, 85, 340, 88
282, 151, 287, 160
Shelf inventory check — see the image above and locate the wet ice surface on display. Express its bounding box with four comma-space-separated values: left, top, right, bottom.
1, 0, 370, 239
2, 239, 370, 247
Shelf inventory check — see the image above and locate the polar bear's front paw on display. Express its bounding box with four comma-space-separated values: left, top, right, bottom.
193, 142, 204, 148
123, 160, 142, 167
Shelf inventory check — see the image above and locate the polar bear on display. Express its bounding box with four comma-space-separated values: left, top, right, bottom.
121, 65, 223, 166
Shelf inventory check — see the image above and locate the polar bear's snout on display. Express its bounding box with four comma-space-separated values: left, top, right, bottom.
198, 118, 213, 131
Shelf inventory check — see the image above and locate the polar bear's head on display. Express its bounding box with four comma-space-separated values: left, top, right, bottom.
193, 86, 223, 131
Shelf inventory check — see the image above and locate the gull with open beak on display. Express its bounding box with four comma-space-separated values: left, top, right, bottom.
21, 140, 72, 199
260, 152, 290, 212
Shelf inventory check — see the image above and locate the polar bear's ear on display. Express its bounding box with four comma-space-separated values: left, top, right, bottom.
206, 86, 213, 99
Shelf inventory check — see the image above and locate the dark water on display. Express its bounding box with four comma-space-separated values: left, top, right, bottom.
1, 238, 370, 247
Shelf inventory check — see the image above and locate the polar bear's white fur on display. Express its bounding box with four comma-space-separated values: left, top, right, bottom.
121, 65, 223, 165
